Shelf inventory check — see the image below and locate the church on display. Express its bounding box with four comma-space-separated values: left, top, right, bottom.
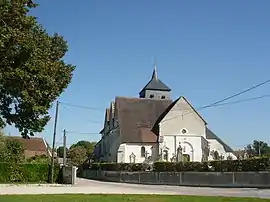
95, 65, 236, 163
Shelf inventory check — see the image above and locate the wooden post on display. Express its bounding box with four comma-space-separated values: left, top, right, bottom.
63, 129, 67, 166
50, 101, 59, 183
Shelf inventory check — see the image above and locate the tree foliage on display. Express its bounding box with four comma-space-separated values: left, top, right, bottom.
0, 0, 75, 137
245, 140, 270, 157
56, 146, 68, 158
26, 154, 50, 164
70, 140, 96, 156
68, 146, 88, 166
0, 133, 25, 162
68, 140, 96, 166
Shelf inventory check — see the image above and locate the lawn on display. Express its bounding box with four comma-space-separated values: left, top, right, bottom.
0, 194, 269, 202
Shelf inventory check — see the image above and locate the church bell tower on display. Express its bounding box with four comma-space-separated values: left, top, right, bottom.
139, 64, 171, 100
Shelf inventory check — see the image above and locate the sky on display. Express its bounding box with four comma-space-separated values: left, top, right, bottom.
4, 0, 270, 149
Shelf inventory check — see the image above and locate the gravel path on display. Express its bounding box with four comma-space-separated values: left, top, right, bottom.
0, 178, 270, 199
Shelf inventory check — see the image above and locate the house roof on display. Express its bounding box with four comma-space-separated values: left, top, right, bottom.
139, 67, 171, 94
205, 127, 234, 153
7, 136, 48, 152
115, 96, 172, 143
153, 96, 207, 129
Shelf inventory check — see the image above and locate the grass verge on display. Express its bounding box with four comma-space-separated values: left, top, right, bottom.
0, 194, 269, 202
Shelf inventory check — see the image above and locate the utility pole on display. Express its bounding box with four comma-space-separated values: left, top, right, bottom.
63, 129, 67, 166
50, 101, 60, 183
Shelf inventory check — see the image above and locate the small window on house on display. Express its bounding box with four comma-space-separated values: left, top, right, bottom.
141, 146, 146, 157
161, 95, 165, 99
150, 94, 154, 98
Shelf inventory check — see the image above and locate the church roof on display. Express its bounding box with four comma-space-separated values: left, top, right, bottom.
205, 127, 234, 152
115, 96, 172, 143
139, 66, 171, 94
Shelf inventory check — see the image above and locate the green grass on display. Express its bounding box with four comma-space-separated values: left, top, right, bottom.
0, 194, 269, 202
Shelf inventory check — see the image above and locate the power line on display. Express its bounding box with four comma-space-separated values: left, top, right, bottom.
59, 101, 104, 111
60, 81, 270, 116
63, 125, 120, 136
184, 78, 270, 116
60, 93, 270, 130
61, 104, 102, 124
161, 93, 270, 123
209, 94, 270, 107
58, 79, 270, 130
162, 79, 270, 123
55, 136, 63, 145
65, 131, 100, 135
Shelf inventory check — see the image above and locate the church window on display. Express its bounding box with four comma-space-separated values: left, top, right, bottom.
161, 95, 165, 99
181, 128, 187, 134
150, 94, 154, 98
141, 146, 146, 157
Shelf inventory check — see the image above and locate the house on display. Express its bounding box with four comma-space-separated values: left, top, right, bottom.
96, 65, 236, 163
7, 136, 54, 158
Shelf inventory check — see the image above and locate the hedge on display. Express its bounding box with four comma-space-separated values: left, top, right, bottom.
87, 158, 270, 172
0, 162, 62, 183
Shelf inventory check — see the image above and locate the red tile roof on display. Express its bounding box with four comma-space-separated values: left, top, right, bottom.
7, 136, 47, 152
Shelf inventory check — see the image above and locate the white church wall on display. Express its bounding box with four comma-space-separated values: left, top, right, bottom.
161, 135, 203, 162
159, 97, 206, 138
99, 128, 120, 162
117, 143, 155, 163
207, 139, 237, 160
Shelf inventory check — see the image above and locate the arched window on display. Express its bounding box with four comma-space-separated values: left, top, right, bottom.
141, 146, 146, 157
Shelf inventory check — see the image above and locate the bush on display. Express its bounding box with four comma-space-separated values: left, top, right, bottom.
0, 162, 62, 183
154, 158, 270, 172
86, 158, 270, 172
90, 163, 145, 171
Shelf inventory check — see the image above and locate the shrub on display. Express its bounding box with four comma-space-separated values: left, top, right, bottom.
154, 158, 270, 172
153, 162, 210, 172
27, 154, 50, 164
0, 162, 62, 183
86, 158, 270, 172
90, 163, 144, 171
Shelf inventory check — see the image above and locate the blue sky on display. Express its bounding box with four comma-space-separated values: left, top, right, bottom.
5, 0, 270, 149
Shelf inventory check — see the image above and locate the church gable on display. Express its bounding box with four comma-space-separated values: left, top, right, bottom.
155, 96, 207, 136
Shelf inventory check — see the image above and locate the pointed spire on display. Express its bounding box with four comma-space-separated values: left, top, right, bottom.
151, 63, 158, 80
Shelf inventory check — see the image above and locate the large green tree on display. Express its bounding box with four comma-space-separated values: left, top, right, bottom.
70, 140, 96, 156
0, 0, 75, 137
246, 140, 270, 157
68, 141, 96, 165
68, 146, 88, 166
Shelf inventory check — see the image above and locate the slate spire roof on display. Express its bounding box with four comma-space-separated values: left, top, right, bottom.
139, 64, 171, 94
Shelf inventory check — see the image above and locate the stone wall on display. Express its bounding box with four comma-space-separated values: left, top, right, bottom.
80, 170, 270, 188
